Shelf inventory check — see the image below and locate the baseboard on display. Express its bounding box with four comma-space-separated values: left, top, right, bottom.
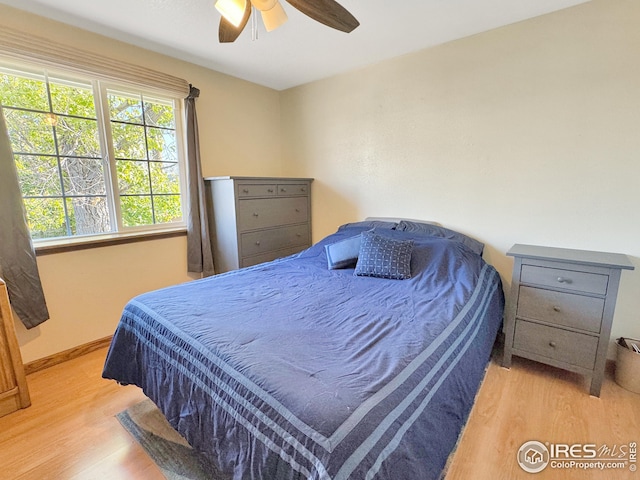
24, 335, 113, 375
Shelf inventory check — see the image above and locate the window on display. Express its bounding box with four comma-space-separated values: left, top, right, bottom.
0, 63, 186, 241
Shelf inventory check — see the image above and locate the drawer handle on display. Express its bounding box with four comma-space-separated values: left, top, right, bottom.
300, 188, 306, 192
252, 213, 259, 217
557, 276, 572, 284
295, 208, 300, 212
255, 241, 261, 246
549, 341, 557, 348
243, 188, 249, 193
296, 233, 301, 237
267, 188, 274, 193
553, 306, 561, 312
281, 188, 287, 192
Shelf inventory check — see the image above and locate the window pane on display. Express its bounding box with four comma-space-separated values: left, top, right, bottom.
147, 127, 176, 162
108, 91, 143, 124
144, 97, 175, 128
62, 158, 106, 195
153, 195, 182, 224
116, 160, 150, 194
150, 162, 180, 194
56, 117, 101, 158
23, 197, 67, 239
4, 109, 55, 154
15, 155, 62, 196
0, 70, 48, 111
66, 197, 111, 235
4, 64, 186, 239
112, 122, 146, 159
50, 79, 96, 118
120, 195, 153, 227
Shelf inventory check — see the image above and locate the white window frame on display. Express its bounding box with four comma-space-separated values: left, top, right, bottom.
1, 59, 188, 247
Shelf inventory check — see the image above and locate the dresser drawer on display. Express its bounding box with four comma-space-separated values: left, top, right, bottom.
517, 286, 604, 333
277, 183, 309, 196
236, 184, 277, 197
241, 225, 309, 257
520, 265, 608, 295
513, 320, 598, 370
241, 246, 307, 268
237, 197, 309, 231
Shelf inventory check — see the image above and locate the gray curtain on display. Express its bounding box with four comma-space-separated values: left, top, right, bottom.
0, 106, 49, 328
185, 85, 215, 277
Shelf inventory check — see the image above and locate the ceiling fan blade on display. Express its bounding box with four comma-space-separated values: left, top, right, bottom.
285, 0, 359, 33
219, 0, 252, 43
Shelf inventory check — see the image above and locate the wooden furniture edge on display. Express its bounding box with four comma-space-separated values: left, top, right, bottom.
0, 278, 31, 413
24, 335, 113, 375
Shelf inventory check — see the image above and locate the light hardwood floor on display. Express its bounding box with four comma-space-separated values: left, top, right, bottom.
1, 346, 638, 480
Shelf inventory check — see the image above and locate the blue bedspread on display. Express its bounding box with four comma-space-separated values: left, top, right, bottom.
103, 226, 504, 480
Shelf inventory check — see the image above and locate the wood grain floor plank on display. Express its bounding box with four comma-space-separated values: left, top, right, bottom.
0, 346, 638, 479
446, 353, 640, 480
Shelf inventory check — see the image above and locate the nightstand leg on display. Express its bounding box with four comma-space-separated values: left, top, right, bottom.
590, 374, 603, 397
502, 350, 512, 369
502, 319, 516, 369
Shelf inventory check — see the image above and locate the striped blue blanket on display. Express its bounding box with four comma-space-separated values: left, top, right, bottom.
103, 225, 504, 480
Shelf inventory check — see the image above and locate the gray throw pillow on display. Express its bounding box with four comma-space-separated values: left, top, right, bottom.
325, 234, 362, 269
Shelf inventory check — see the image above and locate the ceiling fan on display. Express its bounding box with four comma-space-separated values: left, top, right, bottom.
215, 0, 360, 43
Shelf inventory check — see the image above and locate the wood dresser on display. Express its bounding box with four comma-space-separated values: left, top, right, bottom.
502, 244, 634, 397
204, 177, 313, 273
0, 278, 30, 417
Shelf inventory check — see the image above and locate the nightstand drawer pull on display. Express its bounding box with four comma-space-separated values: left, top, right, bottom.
557, 276, 572, 284
549, 341, 557, 348
553, 306, 561, 312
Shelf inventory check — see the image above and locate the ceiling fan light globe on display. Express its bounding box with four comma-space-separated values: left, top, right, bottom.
215, 0, 247, 27
260, 1, 288, 32
250, 0, 277, 11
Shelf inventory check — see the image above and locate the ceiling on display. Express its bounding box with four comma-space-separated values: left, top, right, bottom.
0, 0, 590, 91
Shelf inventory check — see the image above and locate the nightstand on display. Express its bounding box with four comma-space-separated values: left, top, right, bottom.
502, 244, 634, 397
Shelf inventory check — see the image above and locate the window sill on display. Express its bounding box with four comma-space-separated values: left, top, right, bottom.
34, 228, 187, 256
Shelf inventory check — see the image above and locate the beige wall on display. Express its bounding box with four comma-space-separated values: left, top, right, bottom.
280, 0, 640, 354
0, 4, 283, 362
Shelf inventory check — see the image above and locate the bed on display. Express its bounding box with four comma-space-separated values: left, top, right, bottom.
103, 219, 504, 480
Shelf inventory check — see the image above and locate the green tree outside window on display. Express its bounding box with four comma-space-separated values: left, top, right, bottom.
0, 66, 184, 239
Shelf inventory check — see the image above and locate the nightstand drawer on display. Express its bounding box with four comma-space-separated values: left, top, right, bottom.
521, 265, 608, 295
513, 320, 598, 370
241, 225, 309, 256
517, 286, 604, 333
